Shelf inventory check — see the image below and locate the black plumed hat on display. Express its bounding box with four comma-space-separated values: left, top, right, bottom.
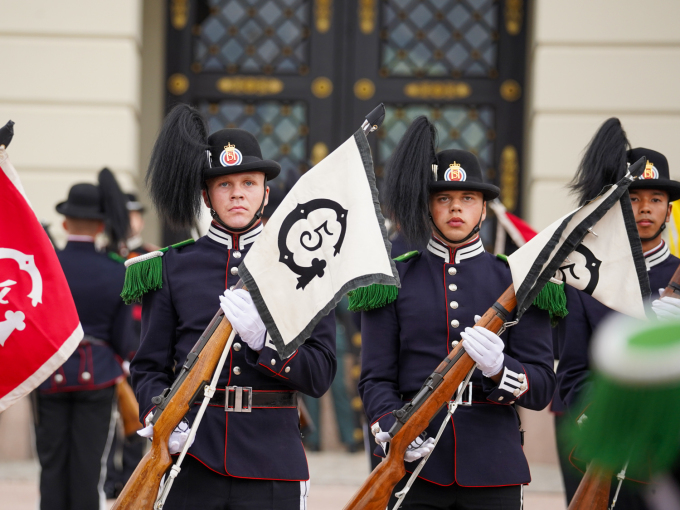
205, 129, 280, 180
570, 118, 630, 206
430, 149, 499, 200
627, 148, 680, 202
146, 104, 279, 228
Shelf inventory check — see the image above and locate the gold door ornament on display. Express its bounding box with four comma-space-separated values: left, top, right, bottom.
404, 81, 472, 100
310, 142, 329, 167
500, 80, 521, 102
500, 145, 519, 211
167, 73, 190, 95
216, 77, 284, 96
354, 79, 375, 100
315, 0, 333, 33
504, 0, 523, 35
171, 0, 189, 30
358, 0, 377, 34
311, 77, 333, 98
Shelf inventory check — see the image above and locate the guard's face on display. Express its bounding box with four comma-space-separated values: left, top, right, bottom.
629, 189, 671, 241
429, 190, 486, 245
203, 172, 269, 229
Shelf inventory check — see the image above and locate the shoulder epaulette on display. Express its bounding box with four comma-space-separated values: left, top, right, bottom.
347, 250, 420, 312
496, 253, 567, 326
120, 238, 196, 304
108, 252, 125, 264
394, 250, 419, 263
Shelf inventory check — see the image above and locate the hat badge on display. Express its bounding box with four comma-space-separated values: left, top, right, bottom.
641, 160, 659, 180
220, 143, 243, 167
444, 161, 466, 182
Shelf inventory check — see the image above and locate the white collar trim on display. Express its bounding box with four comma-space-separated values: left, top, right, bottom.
644, 240, 670, 270
426, 236, 484, 264
207, 223, 263, 250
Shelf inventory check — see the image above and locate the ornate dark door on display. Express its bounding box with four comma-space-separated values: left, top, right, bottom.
164, 0, 528, 243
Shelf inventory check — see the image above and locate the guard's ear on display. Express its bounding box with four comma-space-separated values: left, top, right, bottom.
263, 186, 270, 208
666, 201, 673, 223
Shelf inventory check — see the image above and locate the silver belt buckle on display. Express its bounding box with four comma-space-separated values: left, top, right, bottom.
225, 386, 252, 413
454, 381, 473, 406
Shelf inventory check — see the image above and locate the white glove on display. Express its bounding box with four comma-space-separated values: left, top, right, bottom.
137, 415, 195, 454
652, 289, 680, 321
219, 289, 266, 352
460, 326, 505, 377
375, 431, 435, 462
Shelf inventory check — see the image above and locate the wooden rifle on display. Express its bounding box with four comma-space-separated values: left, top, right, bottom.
566, 262, 680, 510
116, 378, 143, 436
110, 307, 235, 510
342, 284, 516, 510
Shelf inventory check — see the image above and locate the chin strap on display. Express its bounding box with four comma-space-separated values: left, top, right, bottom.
204, 177, 268, 234
639, 223, 666, 243
429, 203, 485, 245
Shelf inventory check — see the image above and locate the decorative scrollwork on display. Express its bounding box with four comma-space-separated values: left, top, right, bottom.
216, 77, 284, 96
358, 0, 376, 34
505, 0, 523, 35
403, 81, 472, 100
500, 145, 518, 211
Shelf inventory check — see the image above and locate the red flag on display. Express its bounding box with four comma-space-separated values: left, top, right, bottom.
0, 149, 82, 411
489, 199, 537, 254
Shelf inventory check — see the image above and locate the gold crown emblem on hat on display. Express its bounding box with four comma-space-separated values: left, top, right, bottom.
645, 160, 654, 173
449, 161, 461, 171
224, 143, 236, 151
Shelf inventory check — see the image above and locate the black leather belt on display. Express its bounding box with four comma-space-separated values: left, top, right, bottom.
193, 386, 297, 413
401, 383, 487, 406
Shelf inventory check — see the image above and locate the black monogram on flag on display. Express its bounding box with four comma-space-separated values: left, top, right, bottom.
277, 199, 348, 289
556, 244, 602, 296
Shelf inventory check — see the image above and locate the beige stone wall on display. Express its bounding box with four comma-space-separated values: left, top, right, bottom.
526, 0, 680, 229
0, 0, 143, 246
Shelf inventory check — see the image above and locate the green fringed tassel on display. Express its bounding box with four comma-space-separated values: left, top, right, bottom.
121, 253, 164, 304
348, 283, 399, 312
533, 281, 568, 326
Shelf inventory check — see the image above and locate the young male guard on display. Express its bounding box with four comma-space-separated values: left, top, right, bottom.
357, 117, 555, 510
37, 168, 134, 510
556, 118, 680, 509
128, 105, 336, 510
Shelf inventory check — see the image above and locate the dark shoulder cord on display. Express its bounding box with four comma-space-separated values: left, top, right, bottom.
203, 177, 268, 233
428, 202, 485, 245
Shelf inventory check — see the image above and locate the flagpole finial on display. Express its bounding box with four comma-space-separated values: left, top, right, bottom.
626, 156, 647, 180
0, 120, 15, 149
362, 103, 385, 134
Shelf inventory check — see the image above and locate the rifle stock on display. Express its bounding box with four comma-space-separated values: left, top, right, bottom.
343, 285, 516, 510
111, 313, 235, 510
116, 378, 142, 436
568, 463, 611, 510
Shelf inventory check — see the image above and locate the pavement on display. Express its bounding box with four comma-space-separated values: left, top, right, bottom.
0, 453, 567, 509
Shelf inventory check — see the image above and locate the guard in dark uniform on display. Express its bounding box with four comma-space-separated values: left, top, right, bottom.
128, 105, 336, 510
36, 168, 134, 510
357, 117, 555, 509
556, 118, 680, 509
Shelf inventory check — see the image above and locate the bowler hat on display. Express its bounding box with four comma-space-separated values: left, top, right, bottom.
429, 149, 499, 200
204, 128, 280, 181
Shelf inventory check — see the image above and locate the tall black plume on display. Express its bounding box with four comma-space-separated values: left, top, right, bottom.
146, 104, 209, 228
98, 167, 130, 252
383, 116, 438, 249
570, 117, 630, 206
0, 120, 15, 148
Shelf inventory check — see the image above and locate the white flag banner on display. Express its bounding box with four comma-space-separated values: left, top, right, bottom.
239, 130, 399, 358
508, 164, 650, 321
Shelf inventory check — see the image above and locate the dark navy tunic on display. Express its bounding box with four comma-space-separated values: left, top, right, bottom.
557, 241, 679, 410
359, 236, 555, 487
131, 222, 336, 481
39, 240, 133, 393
